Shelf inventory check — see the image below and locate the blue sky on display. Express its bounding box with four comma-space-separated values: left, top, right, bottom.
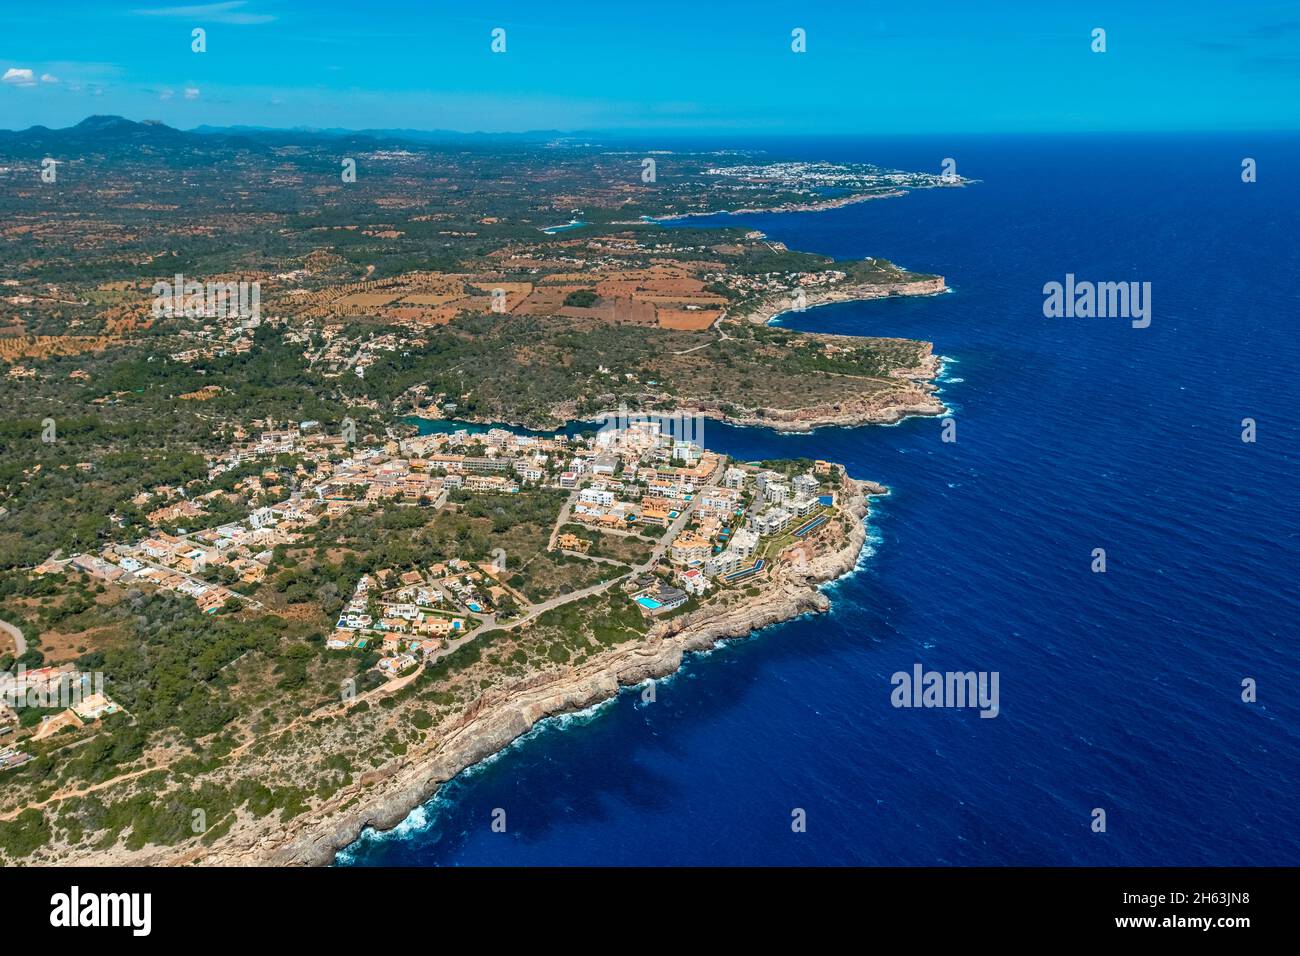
1, 0, 1297, 133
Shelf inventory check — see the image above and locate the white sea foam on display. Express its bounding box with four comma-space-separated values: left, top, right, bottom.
336, 694, 625, 862
823, 519, 884, 594
336, 802, 437, 860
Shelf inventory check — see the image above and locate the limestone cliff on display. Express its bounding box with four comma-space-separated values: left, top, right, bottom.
181, 476, 881, 867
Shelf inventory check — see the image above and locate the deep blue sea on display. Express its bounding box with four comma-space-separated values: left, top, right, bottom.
342, 135, 1300, 866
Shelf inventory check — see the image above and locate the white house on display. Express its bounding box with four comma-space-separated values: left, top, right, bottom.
579, 488, 616, 507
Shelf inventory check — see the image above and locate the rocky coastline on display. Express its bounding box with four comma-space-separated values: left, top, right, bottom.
181, 475, 882, 866
404, 276, 948, 436
689, 276, 949, 430
696, 348, 947, 432
739, 275, 950, 327
644, 188, 909, 221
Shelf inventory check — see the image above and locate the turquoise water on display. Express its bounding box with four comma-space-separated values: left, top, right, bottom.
541, 220, 588, 234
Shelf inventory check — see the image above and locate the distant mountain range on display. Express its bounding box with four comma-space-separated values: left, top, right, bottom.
0, 115, 253, 156
1, 115, 185, 142
192, 123, 568, 143
0, 115, 591, 156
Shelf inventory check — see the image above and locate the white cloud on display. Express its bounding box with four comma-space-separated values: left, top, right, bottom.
184, 87, 200, 99
2, 68, 37, 87
160, 89, 175, 100
132, 2, 275, 25
40, 73, 59, 84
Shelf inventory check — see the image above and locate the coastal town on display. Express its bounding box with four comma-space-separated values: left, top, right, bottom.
0, 0, 1284, 922
0, 395, 867, 863
0, 125, 921, 865
16, 410, 846, 708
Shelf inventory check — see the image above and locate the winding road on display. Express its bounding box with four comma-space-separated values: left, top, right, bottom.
453, 463, 723, 645
0, 618, 26, 658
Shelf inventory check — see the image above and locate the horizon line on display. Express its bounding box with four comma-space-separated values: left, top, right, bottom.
3, 115, 1299, 139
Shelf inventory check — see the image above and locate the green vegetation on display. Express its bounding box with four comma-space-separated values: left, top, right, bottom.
0, 116, 914, 863
0, 809, 52, 859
